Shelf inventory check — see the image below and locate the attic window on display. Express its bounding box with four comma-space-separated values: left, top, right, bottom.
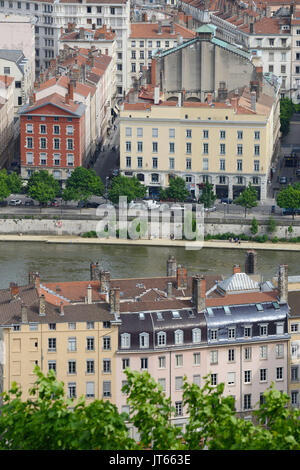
188, 310, 195, 318
207, 307, 214, 316
273, 302, 280, 310
172, 311, 181, 319
224, 306, 231, 315
156, 312, 163, 321
256, 303, 264, 311
139, 313, 145, 320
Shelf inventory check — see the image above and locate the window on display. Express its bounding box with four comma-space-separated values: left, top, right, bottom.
68, 360, 76, 375
40, 124, 46, 134
269, 65, 274, 73
68, 383, 76, 399
260, 368, 267, 382
141, 358, 148, 370
175, 354, 183, 367
175, 376, 183, 391
125, 127, 132, 137
158, 356, 166, 369
87, 321, 94, 329
186, 129, 192, 138
110, 6, 115, 14
291, 391, 299, 406
152, 128, 158, 138
210, 330, 218, 341
137, 141, 143, 152
67, 139, 73, 150
254, 131, 260, 140
26, 124, 33, 134
237, 131, 243, 139
210, 350, 218, 364
40, 138, 46, 149
244, 370, 251, 384
121, 333, 131, 349
228, 328, 235, 339
139, 332, 149, 348
211, 373, 217, 386
237, 144, 243, 155
220, 143, 226, 155
26, 137, 33, 149
193, 375, 201, 387
103, 381, 111, 397
203, 143, 209, 155
174, 330, 184, 345
260, 345, 267, 359
53, 154, 60, 166
244, 394, 251, 410
53, 138, 60, 150
169, 157, 175, 170
276, 344, 284, 358
103, 359, 111, 373
228, 372, 235, 385
66, 125, 73, 135
152, 157, 158, 169
48, 338, 56, 352
156, 41, 161, 48
186, 158, 192, 170
158, 378, 166, 391
276, 367, 283, 380
26, 152, 33, 165
228, 349, 235, 362
237, 159, 243, 171
244, 326, 252, 338
276, 323, 284, 335
218, 158, 226, 171
86, 337, 94, 351
48, 323, 56, 330
175, 402, 182, 416
260, 324, 268, 336
126, 157, 131, 168
254, 145, 260, 156
103, 337, 111, 351
169, 142, 175, 153
186, 142, 192, 154
193, 352, 200, 365
48, 360, 56, 373
291, 323, 299, 333
86, 382, 95, 398
122, 358, 130, 370
125, 141, 131, 152
137, 157, 143, 168
152, 142, 158, 153
254, 160, 260, 172
68, 323, 76, 330
202, 158, 208, 171
169, 128, 175, 138
220, 130, 226, 139
192, 328, 201, 343
68, 337, 76, 352
291, 365, 299, 382
4, 67, 10, 75
66, 154, 74, 167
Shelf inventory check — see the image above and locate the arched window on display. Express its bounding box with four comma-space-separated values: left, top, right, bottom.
174, 329, 184, 345
121, 333, 131, 349
192, 328, 201, 343
157, 331, 166, 346
139, 332, 149, 348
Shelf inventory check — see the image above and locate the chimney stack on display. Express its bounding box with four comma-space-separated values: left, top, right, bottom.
21, 303, 28, 324
10, 283, 20, 301
100, 270, 111, 293
34, 273, 40, 293
87, 284, 92, 304
192, 275, 206, 313
68, 82, 74, 101
90, 261, 100, 281
167, 282, 173, 298
233, 264, 241, 274
158, 21, 162, 34
109, 287, 120, 315
39, 294, 46, 316
250, 91, 256, 113
167, 255, 177, 277
245, 250, 257, 275
176, 265, 187, 289
154, 86, 160, 105
278, 265, 288, 304
59, 302, 64, 316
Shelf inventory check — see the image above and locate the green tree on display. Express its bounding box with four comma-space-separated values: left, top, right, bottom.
0, 169, 11, 201
234, 183, 258, 217
267, 216, 277, 234
280, 98, 295, 136
198, 182, 216, 208
277, 184, 300, 219
160, 176, 189, 202
7, 171, 22, 194
62, 166, 104, 203
27, 170, 60, 205
107, 175, 146, 204
250, 217, 258, 235
288, 224, 294, 236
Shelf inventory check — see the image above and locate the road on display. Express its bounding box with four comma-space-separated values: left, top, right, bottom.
92, 116, 120, 183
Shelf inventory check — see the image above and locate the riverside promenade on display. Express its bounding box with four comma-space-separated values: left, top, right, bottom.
1, 234, 300, 251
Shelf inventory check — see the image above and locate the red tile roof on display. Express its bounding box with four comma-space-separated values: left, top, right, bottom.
130, 23, 195, 39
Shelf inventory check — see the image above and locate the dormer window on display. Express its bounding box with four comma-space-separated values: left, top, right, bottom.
228, 327, 235, 339
121, 333, 131, 349
210, 329, 218, 341
174, 330, 184, 345
172, 311, 181, 319
139, 332, 149, 348
157, 331, 166, 346
192, 328, 201, 343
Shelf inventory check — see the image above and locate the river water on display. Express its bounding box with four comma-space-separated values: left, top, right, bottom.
0, 242, 299, 289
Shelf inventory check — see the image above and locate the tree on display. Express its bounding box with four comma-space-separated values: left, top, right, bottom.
250, 217, 258, 235
234, 183, 258, 217
288, 224, 294, 237
277, 184, 300, 219
280, 98, 295, 136
198, 182, 216, 208
267, 216, 277, 234
1, 367, 300, 450
27, 170, 60, 205
0, 170, 11, 202
159, 176, 189, 202
62, 167, 104, 203
7, 171, 22, 194
107, 175, 146, 204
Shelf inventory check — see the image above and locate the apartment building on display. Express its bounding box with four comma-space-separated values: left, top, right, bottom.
19, 88, 86, 182
0, 75, 14, 166
128, 21, 195, 88
0, 0, 130, 96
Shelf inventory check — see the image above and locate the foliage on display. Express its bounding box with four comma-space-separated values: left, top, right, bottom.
267, 216, 277, 234
7, 171, 22, 194
159, 176, 189, 202
288, 225, 294, 235
277, 184, 300, 219
0, 169, 11, 201
234, 183, 258, 217
27, 170, 60, 205
198, 182, 216, 208
250, 217, 258, 235
62, 167, 104, 202
1, 368, 300, 450
280, 98, 296, 136
107, 175, 146, 204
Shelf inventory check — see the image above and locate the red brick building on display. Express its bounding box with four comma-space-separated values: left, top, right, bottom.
19, 86, 86, 183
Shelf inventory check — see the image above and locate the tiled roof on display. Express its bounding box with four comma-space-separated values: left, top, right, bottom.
130, 23, 195, 39
19, 92, 85, 117
217, 273, 259, 294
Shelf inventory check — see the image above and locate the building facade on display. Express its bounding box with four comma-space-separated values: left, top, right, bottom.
0, 74, 14, 166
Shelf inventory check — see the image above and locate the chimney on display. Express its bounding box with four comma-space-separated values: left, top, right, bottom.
59, 301, 64, 316
151, 58, 157, 86
167, 256, 177, 277
178, 91, 183, 107
10, 283, 20, 301
79, 27, 85, 39
167, 282, 173, 298
39, 294, 46, 316
158, 21, 162, 34
233, 264, 241, 274
34, 273, 40, 293
109, 287, 120, 314
278, 265, 288, 304
90, 261, 99, 281
177, 265, 187, 289
100, 270, 111, 292
68, 82, 74, 101
21, 304, 28, 324
192, 275, 206, 313
87, 284, 92, 304
154, 86, 160, 105
250, 91, 256, 112
245, 250, 257, 275
250, 23, 254, 33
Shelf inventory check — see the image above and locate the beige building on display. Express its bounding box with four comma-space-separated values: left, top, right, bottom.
286, 290, 300, 408
120, 85, 280, 201
0, 74, 14, 166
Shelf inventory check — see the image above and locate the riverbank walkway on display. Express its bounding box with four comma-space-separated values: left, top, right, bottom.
1, 234, 300, 251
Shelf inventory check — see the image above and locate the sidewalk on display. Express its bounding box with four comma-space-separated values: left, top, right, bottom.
1, 234, 300, 251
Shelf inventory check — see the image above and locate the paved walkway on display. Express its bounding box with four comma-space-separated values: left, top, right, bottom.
1, 234, 300, 251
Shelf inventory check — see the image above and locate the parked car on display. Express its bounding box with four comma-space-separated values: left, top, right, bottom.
0, 200, 8, 206
220, 197, 233, 204
24, 199, 34, 206
185, 196, 198, 203
9, 199, 22, 206
279, 176, 288, 184
128, 201, 147, 210
144, 199, 160, 210
77, 200, 99, 208
204, 206, 217, 212
282, 207, 300, 215
48, 200, 60, 207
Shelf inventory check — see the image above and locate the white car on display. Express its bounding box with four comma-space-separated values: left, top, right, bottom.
144, 200, 160, 210
128, 201, 147, 210
9, 199, 22, 206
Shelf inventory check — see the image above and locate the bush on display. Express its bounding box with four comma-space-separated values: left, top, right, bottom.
81, 231, 97, 238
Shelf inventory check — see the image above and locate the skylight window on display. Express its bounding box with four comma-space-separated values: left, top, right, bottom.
139, 313, 145, 320
172, 311, 181, 319
207, 307, 214, 316
272, 302, 280, 310
224, 306, 231, 315
157, 312, 163, 321
256, 303, 264, 311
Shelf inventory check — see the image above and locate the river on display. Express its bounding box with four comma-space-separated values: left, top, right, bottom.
0, 242, 299, 289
